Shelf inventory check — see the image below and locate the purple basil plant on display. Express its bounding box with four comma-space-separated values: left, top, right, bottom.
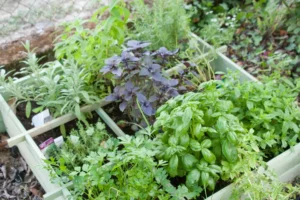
100, 40, 184, 125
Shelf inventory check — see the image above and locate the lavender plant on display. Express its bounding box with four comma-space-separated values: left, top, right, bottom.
101, 40, 185, 124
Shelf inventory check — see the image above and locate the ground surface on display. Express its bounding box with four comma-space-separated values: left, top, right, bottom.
0, 144, 44, 199
0, 0, 108, 65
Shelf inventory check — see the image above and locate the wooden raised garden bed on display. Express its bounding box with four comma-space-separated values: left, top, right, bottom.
0, 34, 262, 199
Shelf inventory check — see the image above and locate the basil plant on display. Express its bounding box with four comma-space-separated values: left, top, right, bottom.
153, 83, 259, 193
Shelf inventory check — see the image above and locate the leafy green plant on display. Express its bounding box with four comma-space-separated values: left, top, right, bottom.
198, 10, 239, 47
153, 85, 260, 194
153, 72, 300, 195
131, 0, 190, 50
47, 121, 109, 168
185, 0, 243, 36
255, 0, 288, 36
46, 124, 199, 199
284, 0, 300, 53
219, 74, 300, 157
230, 168, 300, 200
0, 48, 106, 120
54, 0, 130, 84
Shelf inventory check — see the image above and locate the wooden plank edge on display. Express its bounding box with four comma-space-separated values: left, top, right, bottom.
7, 100, 110, 147
43, 182, 73, 200
95, 108, 126, 137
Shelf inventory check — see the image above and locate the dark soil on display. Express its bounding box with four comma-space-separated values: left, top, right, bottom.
169, 175, 231, 200
103, 103, 136, 135
16, 101, 39, 130
0, 139, 44, 199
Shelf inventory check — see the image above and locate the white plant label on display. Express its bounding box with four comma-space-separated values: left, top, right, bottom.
31, 109, 52, 127
54, 136, 64, 148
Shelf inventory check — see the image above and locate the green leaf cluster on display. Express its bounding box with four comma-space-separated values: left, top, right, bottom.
218, 74, 300, 156
153, 88, 258, 192
230, 168, 300, 200
47, 121, 109, 168
46, 123, 199, 199
130, 0, 190, 50
154, 73, 300, 193
54, 0, 130, 83
0, 57, 106, 120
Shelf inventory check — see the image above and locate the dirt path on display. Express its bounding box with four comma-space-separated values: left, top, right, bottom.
0, 0, 109, 65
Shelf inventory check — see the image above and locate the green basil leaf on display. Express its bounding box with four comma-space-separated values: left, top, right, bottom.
156, 104, 169, 115
186, 169, 201, 188
206, 127, 219, 138
201, 172, 209, 186
160, 133, 169, 144
202, 149, 216, 164
210, 165, 222, 175
168, 135, 178, 146
208, 177, 216, 191
182, 153, 198, 171
193, 123, 203, 139
190, 139, 202, 152
183, 107, 193, 126
211, 139, 222, 159
179, 134, 190, 148
227, 131, 238, 145
201, 139, 212, 148
222, 140, 238, 163
164, 148, 173, 160
216, 116, 228, 134
169, 155, 179, 177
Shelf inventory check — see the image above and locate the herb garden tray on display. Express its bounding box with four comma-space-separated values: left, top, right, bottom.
0, 35, 257, 199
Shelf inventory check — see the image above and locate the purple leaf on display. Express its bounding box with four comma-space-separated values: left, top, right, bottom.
106, 86, 124, 101
124, 81, 139, 101
121, 51, 139, 62
136, 93, 155, 116
106, 94, 118, 101
112, 68, 123, 77
151, 64, 161, 71
136, 93, 147, 102
100, 65, 112, 74
139, 68, 150, 76
142, 104, 154, 116
152, 72, 163, 81
152, 47, 179, 57
100, 56, 122, 75
149, 95, 158, 102
167, 79, 179, 86
126, 40, 151, 50
125, 81, 134, 90
105, 56, 121, 65
185, 80, 193, 86
119, 101, 128, 112
167, 89, 179, 97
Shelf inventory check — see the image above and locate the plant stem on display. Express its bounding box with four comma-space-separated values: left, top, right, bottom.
136, 97, 150, 128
